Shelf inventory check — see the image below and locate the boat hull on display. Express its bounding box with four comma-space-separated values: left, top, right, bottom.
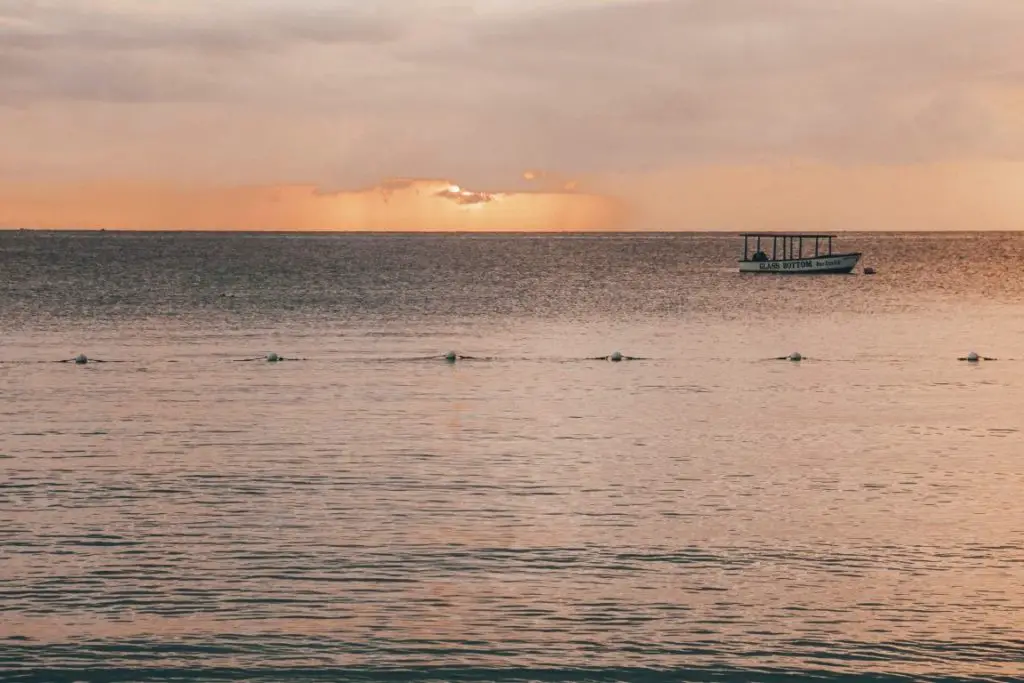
739, 252, 861, 274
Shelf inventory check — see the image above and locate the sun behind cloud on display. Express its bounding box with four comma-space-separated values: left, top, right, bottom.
323, 178, 621, 230
0, 178, 625, 232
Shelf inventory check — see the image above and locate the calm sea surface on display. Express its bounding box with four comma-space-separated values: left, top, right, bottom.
2, 231, 1024, 682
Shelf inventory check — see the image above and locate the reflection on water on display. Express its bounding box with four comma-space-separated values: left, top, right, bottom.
2, 232, 1024, 681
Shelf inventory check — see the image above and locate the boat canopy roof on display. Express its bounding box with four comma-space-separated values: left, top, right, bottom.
740, 233, 837, 238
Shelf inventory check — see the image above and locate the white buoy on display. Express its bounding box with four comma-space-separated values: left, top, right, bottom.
266, 352, 279, 362
610, 351, 623, 362
966, 351, 979, 362
445, 350, 457, 363
74, 354, 88, 365
789, 351, 802, 362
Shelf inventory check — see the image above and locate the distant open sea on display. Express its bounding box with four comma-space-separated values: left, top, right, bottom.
2, 231, 1024, 682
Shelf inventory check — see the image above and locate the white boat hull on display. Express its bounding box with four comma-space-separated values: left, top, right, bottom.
739, 252, 861, 274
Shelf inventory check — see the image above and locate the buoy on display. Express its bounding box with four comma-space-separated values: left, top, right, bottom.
445, 351, 457, 363
266, 352, 280, 362
789, 351, 802, 362
74, 354, 88, 365
966, 351, 979, 362
610, 351, 623, 362
864, 267, 876, 275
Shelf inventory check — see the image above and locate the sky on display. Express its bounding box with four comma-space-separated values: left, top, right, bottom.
1, 0, 1023, 231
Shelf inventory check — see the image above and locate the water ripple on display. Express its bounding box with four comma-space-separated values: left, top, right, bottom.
4, 233, 1024, 681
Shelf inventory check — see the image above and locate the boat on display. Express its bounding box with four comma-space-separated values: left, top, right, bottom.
739, 233, 861, 274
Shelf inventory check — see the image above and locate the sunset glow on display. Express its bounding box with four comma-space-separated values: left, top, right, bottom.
0, 179, 623, 232
1, 0, 1022, 231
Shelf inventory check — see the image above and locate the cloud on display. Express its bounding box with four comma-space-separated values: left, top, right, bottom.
0, 1, 402, 52
0, 1, 404, 105
0, 179, 623, 231
0, 0, 1023, 197
434, 184, 497, 206
396, 0, 1024, 171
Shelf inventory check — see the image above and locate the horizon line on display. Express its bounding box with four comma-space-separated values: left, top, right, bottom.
2, 228, 1022, 236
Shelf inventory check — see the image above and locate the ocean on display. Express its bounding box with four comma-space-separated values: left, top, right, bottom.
2, 230, 1023, 682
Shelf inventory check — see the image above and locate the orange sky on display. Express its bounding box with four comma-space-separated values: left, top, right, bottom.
2, 0, 1023, 231
0, 179, 623, 232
